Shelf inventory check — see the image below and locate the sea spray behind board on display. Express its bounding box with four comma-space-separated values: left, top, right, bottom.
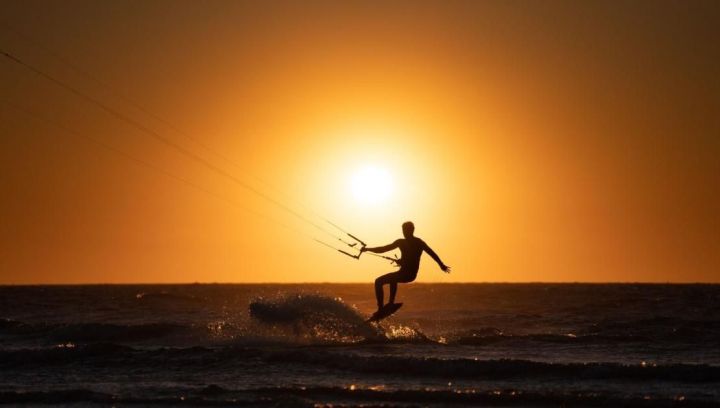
249, 294, 426, 343
249, 293, 381, 342
0, 283, 719, 406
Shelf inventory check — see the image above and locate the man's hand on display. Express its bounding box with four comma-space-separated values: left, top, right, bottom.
441, 264, 451, 273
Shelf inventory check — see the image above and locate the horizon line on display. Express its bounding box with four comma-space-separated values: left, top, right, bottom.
1, 281, 719, 286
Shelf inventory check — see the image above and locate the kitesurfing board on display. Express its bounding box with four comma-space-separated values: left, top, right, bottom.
367, 303, 403, 323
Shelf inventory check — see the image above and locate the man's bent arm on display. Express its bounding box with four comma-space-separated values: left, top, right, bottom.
363, 241, 399, 254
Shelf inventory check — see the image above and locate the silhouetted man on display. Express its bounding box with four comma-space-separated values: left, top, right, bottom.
361, 221, 450, 311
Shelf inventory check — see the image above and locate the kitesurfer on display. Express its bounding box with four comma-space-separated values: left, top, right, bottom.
361, 221, 450, 312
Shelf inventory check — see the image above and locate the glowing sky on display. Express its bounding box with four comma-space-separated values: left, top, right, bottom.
1, 1, 718, 283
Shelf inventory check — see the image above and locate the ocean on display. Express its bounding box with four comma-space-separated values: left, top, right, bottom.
1, 283, 719, 407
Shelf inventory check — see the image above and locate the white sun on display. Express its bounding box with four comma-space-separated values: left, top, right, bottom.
349, 165, 394, 205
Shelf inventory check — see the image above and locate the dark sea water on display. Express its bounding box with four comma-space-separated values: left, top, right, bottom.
1, 283, 719, 407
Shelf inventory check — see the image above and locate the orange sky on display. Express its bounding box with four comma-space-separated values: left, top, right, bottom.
1, 1, 719, 283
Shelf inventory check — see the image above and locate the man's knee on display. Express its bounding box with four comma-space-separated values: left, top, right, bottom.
376, 274, 395, 286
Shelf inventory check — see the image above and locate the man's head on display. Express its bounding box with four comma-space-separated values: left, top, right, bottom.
402, 221, 415, 238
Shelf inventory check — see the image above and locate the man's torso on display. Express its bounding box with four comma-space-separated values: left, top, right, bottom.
396, 237, 425, 273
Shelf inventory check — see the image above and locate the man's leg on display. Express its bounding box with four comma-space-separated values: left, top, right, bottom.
374, 278, 384, 309
375, 272, 403, 310
389, 283, 398, 304
389, 272, 414, 305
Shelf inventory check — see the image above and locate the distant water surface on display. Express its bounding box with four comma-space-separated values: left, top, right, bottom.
1, 283, 719, 406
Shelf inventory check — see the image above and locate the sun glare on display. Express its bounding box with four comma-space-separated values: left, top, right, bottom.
349, 165, 394, 205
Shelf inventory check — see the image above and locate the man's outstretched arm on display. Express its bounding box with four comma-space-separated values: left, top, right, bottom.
424, 243, 451, 273
361, 240, 399, 254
